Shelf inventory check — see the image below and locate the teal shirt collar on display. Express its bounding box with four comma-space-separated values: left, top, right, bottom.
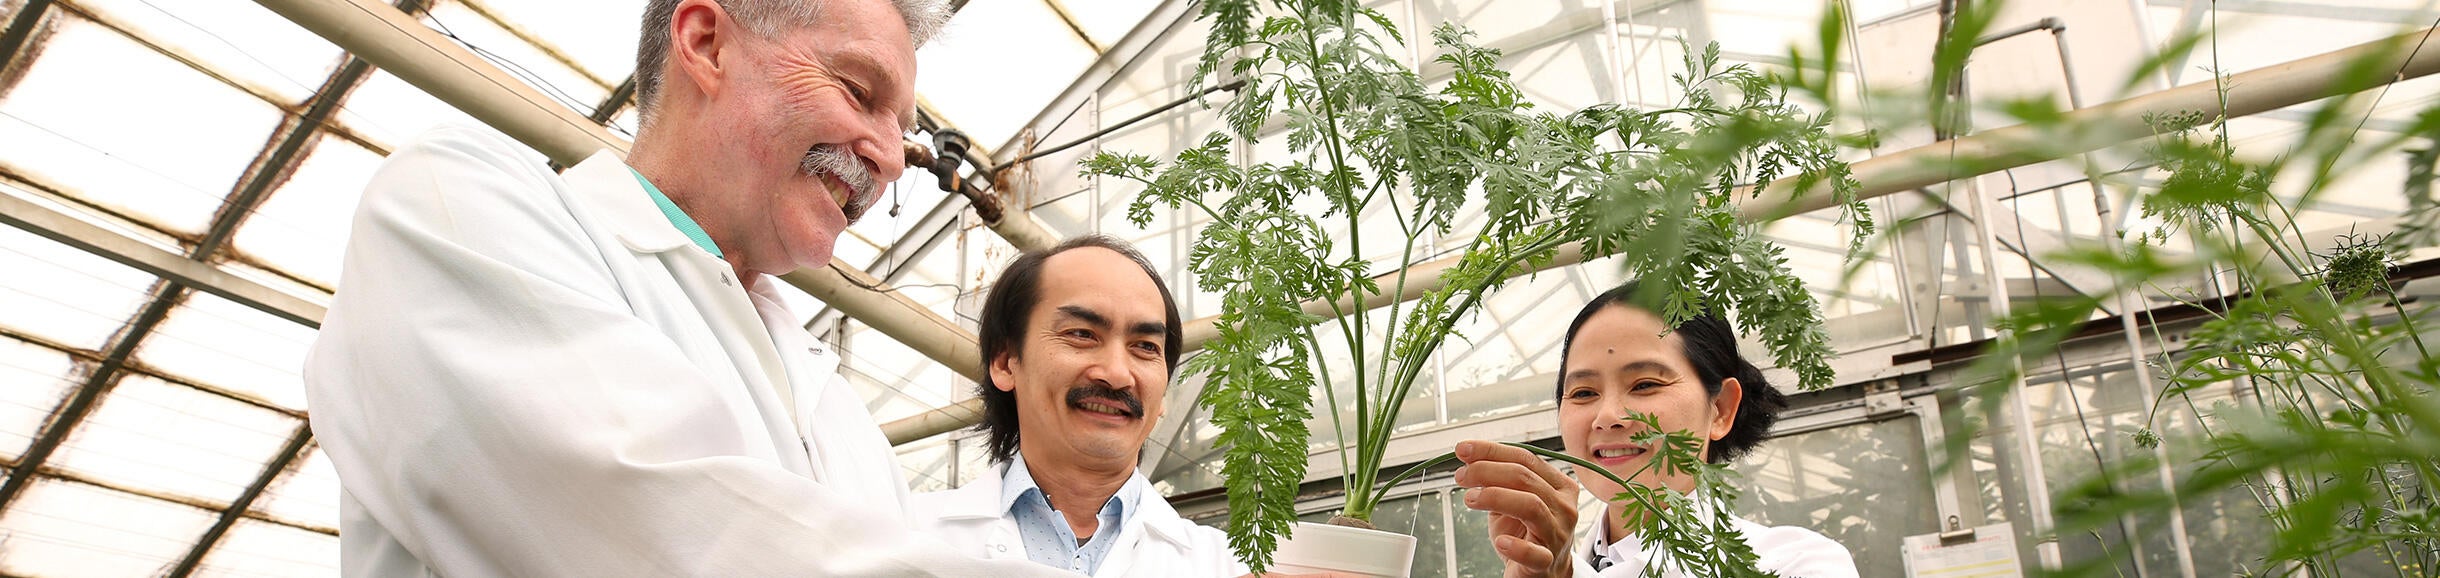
629, 168, 723, 257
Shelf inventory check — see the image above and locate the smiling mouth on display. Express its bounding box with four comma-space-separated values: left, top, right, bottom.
1591, 446, 1648, 463
1075, 400, 1138, 418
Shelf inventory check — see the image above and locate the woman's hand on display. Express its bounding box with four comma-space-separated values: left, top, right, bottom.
1452, 440, 1579, 578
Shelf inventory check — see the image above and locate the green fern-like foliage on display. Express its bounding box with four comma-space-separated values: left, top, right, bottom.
1086, 0, 1865, 572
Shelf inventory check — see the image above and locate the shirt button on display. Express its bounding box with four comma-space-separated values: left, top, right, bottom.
996, 545, 1007, 553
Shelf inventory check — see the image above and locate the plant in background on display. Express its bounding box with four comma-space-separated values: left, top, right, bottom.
1920, 9, 2440, 573
1083, 0, 1866, 572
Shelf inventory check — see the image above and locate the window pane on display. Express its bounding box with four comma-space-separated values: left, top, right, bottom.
914, 0, 1098, 148
1732, 417, 1940, 578
255, 447, 339, 530
0, 480, 216, 577
51, 375, 299, 504
75, 0, 344, 104
0, 224, 158, 350
138, 291, 315, 411
232, 133, 380, 289
193, 519, 339, 578
0, 338, 78, 461
0, 18, 282, 234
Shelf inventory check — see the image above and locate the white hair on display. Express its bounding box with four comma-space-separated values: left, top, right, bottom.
633, 0, 949, 117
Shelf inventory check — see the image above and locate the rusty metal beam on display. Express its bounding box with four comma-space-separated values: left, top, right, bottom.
0, 284, 186, 513
165, 423, 315, 578
0, 0, 56, 69
0, 455, 336, 536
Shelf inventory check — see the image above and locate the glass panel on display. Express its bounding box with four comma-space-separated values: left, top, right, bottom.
423, 1, 611, 115
896, 433, 955, 493
458, 0, 646, 83
1058, 0, 1164, 47
76, 0, 345, 104
0, 19, 283, 234
0, 480, 217, 577
1973, 362, 2197, 575
193, 519, 339, 578
1731, 417, 1939, 578
256, 447, 341, 530
840, 316, 959, 424
1410, 0, 1585, 52
0, 338, 77, 461
0, 224, 159, 350
1439, 266, 1604, 425
233, 134, 382, 288
915, 0, 1099, 148
1452, 485, 1504, 576
1365, 490, 1449, 578
337, 69, 528, 154
51, 375, 298, 504
1502, 30, 1613, 110
139, 292, 316, 411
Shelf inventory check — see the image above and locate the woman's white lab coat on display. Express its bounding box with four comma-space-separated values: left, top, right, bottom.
909, 469, 1249, 578
305, 126, 1075, 576
1568, 489, 1859, 578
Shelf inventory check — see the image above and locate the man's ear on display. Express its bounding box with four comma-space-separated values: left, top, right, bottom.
1709, 377, 1745, 441
668, 0, 735, 103
989, 349, 1019, 393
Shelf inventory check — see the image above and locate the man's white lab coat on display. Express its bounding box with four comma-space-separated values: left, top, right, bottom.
305, 126, 1072, 576
910, 467, 1248, 578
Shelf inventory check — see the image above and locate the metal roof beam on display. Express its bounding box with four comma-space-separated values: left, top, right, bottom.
0, 187, 328, 327
165, 424, 316, 578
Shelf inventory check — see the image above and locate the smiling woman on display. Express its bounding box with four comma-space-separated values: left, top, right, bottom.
1553, 282, 1856, 578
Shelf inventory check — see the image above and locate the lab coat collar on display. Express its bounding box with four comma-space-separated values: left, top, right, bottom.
937, 460, 1195, 550
996, 454, 1147, 527
563, 150, 696, 255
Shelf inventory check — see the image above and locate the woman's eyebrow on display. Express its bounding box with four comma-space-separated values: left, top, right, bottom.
1618, 360, 1679, 377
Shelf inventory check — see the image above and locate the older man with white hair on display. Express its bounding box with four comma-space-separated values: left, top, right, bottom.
304, 0, 1090, 574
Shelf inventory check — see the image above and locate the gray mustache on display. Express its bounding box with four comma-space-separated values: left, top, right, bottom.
800, 145, 878, 220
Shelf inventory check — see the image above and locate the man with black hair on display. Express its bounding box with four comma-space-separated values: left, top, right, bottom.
909, 235, 1252, 577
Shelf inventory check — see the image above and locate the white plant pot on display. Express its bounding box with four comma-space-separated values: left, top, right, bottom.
1270, 521, 1418, 578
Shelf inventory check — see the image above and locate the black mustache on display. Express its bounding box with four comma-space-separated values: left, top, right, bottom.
1065, 384, 1143, 418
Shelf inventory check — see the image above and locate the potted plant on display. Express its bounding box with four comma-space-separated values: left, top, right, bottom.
1083, 0, 1869, 573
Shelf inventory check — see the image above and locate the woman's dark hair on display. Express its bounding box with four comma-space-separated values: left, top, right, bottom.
1555, 281, 1789, 464
975, 235, 1183, 464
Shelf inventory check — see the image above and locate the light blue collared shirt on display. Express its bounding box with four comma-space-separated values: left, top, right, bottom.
1001, 454, 1146, 575
629, 168, 722, 257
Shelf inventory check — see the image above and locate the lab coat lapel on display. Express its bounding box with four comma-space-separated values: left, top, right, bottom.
558, 152, 803, 449
1096, 491, 1168, 578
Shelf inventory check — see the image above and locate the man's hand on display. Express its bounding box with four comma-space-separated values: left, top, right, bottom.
1452, 440, 1579, 578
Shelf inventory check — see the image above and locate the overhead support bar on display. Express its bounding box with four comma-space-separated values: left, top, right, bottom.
780, 265, 983, 383
0, 191, 327, 327
884, 25, 2440, 445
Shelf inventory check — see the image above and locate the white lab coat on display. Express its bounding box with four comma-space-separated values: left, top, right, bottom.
1569, 488, 1858, 578
304, 126, 1076, 577
909, 467, 1248, 578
